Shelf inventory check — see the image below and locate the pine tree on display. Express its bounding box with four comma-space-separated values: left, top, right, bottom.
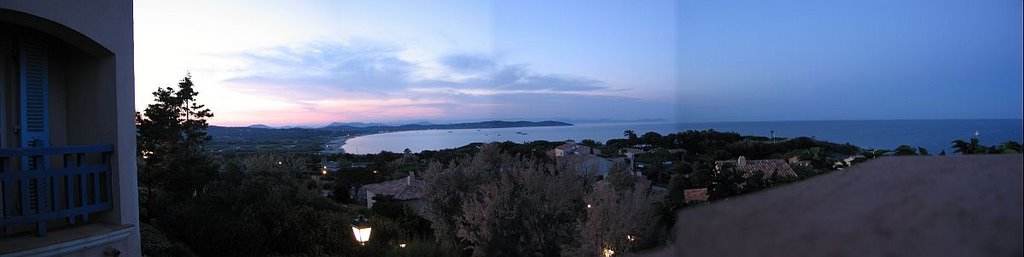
136, 75, 216, 218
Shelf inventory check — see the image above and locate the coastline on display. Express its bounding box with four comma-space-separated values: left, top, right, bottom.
332, 120, 1024, 155
323, 123, 578, 155
321, 135, 356, 154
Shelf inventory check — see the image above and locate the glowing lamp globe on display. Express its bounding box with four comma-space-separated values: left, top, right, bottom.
352, 215, 372, 245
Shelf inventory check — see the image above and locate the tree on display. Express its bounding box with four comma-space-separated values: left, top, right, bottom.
641, 131, 663, 146
330, 178, 353, 203
852, 149, 890, 165
917, 147, 930, 156
603, 162, 637, 192
624, 130, 638, 141
892, 145, 932, 156
422, 145, 505, 251
791, 163, 816, 178
708, 165, 746, 200
370, 195, 430, 241
892, 145, 917, 155
663, 174, 688, 209
999, 141, 1023, 153
580, 139, 601, 147
424, 144, 596, 256
569, 180, 662, 256
458, 158, 591, 257
951, 137, 985, 155
136, 75, 216, 218
157, 154, 359, 257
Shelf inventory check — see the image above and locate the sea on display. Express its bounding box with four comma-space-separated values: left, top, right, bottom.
340, 119, 1024, 155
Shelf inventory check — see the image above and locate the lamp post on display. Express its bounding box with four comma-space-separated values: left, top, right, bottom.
352, 215, 372, 246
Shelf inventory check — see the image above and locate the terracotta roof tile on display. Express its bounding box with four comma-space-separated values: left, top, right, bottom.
684, 188, 709, 203
364, 176, 425, 200
717, 159, 798, 178
555, 142, 576, 150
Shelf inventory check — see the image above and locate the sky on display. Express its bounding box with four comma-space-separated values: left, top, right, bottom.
134, 0, 1022, 127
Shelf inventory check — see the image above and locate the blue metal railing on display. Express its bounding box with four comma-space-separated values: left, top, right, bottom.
0, 144, 113, 236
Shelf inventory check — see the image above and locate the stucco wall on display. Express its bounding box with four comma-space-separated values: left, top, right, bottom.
0, 1, 139, 256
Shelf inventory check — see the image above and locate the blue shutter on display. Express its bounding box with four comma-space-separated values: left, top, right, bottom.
19, 39, 48, 149
18, 38, 49, 215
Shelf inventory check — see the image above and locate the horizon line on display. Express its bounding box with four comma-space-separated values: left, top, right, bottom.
209, 117, 1023, 128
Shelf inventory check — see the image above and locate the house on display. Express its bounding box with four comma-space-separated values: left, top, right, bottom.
359, 172, 426, 213
553, 140, 576, 157
715, 156, 798, 178
787, 156, 813, 167
552, 140, 602, 157
622, 147, 645, 159
0, 1, 141, 256
834, 154, 865, 168
683, 188, 709, 203
576, 145, 600, 156
548, 141, 613, 176
568, 154, 613, 177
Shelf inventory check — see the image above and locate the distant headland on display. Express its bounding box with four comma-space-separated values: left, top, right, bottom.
207, 120, 573, 153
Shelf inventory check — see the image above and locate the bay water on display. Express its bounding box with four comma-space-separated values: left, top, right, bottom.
341, 119, 1023, 155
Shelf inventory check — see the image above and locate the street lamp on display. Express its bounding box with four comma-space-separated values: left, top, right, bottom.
352, 215, 372, 246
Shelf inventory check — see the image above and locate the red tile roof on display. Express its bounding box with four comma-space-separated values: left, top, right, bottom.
717, 159, 798, 178
576, 145, 593, 155
684, 188, 709, 203
555, 142, 576, 150
364, 176, 425, 201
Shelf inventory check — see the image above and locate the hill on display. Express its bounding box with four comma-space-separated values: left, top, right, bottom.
318, 120, 572, 132
207, 120, 572, 154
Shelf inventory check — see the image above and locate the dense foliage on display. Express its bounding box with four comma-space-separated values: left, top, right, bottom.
422, 145, 664, 257
155, 155, 359, 256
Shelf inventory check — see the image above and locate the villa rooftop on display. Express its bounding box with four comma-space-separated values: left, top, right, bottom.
716, 158, 798, 178
362, 175, 425, 201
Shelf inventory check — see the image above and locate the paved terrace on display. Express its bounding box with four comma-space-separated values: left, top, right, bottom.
645, 155, 1023, 257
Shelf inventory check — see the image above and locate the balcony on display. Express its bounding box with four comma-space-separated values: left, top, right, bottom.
0, 3, 141, 256
0, 144, 114, 237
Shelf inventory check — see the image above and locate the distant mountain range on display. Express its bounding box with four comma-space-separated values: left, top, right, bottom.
559, 118, 667, 124
324, 122, 390, 128
319, 120, 571, 132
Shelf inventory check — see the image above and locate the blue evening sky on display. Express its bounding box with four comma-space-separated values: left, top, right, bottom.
678, 0, 1022, 121
134, 0, 1022, 126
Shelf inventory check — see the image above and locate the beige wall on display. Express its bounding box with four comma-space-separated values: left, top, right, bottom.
366, 191, 377, 208
0, 1, 139, 256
